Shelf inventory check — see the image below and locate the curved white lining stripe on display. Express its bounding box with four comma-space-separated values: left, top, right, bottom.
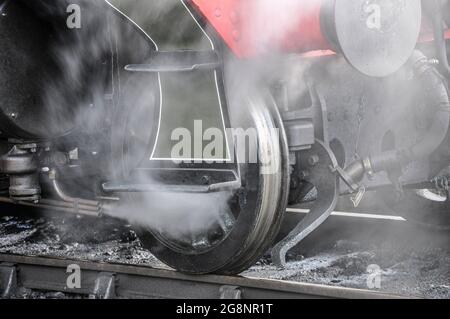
105, 0, 158, 50
104, 0, 163, 161
155, 0, 231, 162
286, 208, 407, 221
180, 0, 215, 51
105, 0, 231, 162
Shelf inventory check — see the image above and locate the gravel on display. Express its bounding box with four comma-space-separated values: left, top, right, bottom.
0, 213, 449, 299
243, 240, 450, 299
0, 215, 166, 268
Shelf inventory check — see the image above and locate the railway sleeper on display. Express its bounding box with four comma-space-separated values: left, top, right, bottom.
0, 263, 17, 298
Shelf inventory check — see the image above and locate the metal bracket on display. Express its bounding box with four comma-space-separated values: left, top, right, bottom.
89, 272, 115, 299
272, 140, 339, 268
0, 263, 17, 298
332, 165, 359, 192
219, 285, 242, 299
125, 50, 220, 73
102, 180, 241, 194
350, 186, 366, 208
332, 162, 366, 207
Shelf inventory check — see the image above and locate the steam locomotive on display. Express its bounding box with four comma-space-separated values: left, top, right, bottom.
0, 0, 449, 274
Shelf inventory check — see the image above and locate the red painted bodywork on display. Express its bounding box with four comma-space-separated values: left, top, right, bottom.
190, 0, 450, 59
190, 0, 330, 57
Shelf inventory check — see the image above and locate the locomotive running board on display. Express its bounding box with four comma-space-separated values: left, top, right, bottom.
102, 180, 240, 194
125, 50, 220, 73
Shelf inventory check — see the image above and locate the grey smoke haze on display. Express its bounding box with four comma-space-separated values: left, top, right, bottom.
111, 191, 233, 238
40, 0, 448, 258
41, 0, 236, 240
247, 0, 322, 53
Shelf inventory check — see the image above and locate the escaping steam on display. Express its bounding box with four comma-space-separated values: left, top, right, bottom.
38, 0, 447, 254
40, 0, 241, 241
39, 0, 337, 241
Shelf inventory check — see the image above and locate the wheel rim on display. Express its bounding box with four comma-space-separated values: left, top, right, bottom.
136, 92, 290, 274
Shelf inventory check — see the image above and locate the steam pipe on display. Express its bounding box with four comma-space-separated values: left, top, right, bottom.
0, 196, 100, 217
344, 51, 450, 182
49, 169, 99, 208
343, 161, 367, 183
40, 198, 99, 213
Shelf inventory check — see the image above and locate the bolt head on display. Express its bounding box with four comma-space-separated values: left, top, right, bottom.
308, 155, 320, 166
299, 171, 310, 179
229, 11, 239, 24
201, 175, 210, 185
232, 29, 240, 41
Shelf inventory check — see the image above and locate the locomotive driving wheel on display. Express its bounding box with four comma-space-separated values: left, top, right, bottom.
112, 88, 289, 274
142, 94, 288, 275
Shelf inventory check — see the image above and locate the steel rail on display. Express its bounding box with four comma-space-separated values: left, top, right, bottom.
0, 254, 407, 299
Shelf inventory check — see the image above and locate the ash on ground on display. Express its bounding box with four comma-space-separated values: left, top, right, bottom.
0, 212, 449, 299
243, 239, 450, 299
0, 214, 166, 269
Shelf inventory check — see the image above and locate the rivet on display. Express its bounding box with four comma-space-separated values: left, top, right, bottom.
232, 29, 240, 41
230, 11, 239, 24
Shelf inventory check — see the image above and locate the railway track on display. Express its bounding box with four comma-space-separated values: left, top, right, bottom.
0, 254, 405, 299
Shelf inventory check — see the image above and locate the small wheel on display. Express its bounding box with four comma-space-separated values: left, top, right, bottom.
137, 93, 290, 274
